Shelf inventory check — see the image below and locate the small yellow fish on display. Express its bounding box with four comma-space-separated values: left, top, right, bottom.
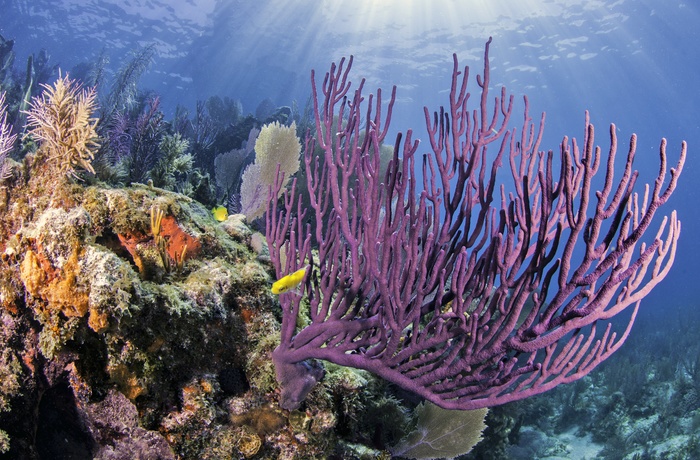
211, 206, 229, 222
272, 266, 309, 294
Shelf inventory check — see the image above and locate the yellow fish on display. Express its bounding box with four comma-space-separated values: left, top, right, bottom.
272, 266, 309, 294
211, 206, 229, 222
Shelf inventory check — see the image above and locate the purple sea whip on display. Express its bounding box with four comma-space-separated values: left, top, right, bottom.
266, 38, 686, 411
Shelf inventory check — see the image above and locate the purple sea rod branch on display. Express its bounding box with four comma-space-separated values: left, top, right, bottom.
266, 38, 686, 411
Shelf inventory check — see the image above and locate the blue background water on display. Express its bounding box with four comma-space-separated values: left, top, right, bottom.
1, 0, 697, 340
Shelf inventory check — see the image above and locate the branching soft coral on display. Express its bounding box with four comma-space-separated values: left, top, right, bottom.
25, 73, 100, 178
0, 92, 16, 179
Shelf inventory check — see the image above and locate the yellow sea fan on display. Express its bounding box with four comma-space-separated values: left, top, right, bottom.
255, 120, 301, 186
25, 73, 100, 178
239, 121, 301, 220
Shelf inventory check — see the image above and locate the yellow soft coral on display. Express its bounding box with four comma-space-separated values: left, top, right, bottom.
25, 73, 100, 178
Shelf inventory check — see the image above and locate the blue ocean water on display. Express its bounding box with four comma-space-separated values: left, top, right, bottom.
1, 1, 698, 457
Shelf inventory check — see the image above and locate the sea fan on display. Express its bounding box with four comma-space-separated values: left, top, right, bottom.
239, 121, 300, 220
390, 403, 487, 459
25, 73, 100, 178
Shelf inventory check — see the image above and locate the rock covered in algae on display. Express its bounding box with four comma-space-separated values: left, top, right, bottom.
0, 177, 419, 458
83, 389, 176, 460
0, 74, 426, 458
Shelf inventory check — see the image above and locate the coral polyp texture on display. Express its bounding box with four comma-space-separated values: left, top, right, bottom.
266, 38, 686, 411
25, 73, 99, 178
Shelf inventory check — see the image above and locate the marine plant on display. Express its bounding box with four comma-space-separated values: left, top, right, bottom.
25, 73, 99, 178
27, 49, 59, 97
149, 205, 192, 275
0, 34, 60, 137
266, 38, 685, 411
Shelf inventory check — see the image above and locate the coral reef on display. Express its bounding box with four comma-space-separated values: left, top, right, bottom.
10, 32, 690, 460
8, 35, 690, 460
1, 176, 411, 457
0, 60, 418, 460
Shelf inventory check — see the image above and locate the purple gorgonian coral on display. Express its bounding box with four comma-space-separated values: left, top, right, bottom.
266, 38, 686, 411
